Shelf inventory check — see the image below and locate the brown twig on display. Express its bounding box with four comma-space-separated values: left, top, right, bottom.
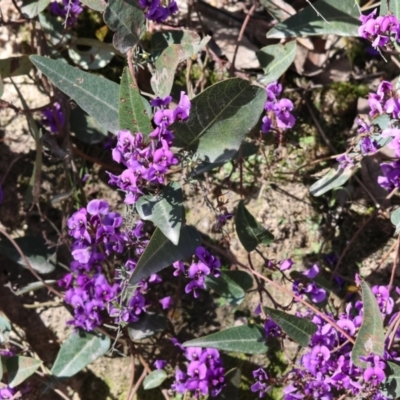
388, 235, 400, 295
203, 239, 355, 343
129, 368, 147, 400
329, 211, 377, 283
0, 227, 63, 298
229, 1, 257, 76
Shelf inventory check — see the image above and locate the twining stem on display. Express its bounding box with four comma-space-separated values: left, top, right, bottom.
203, 239, 355, 344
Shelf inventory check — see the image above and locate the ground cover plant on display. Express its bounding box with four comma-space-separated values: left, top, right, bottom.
3, 0, 400, 399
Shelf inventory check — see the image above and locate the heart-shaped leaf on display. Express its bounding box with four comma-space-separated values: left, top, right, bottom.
129, 226, 201, 285
30, 55, 119, 133
51, 331, 110, 378
136, 182, 183, 245
183, 325, 268, 354
172, 79, 266, 163
309, 164, 357, 197
104, 0, 146, 53
264, 307, 317, 347
119, 67, 153, 135
235, 200, 274, 252
351, 279, 385, 368
6, 356, 42, 388
267, 0, 359, 38
0, 236, 56, 274
257, 41, 296, 85
143, 370, 167, 390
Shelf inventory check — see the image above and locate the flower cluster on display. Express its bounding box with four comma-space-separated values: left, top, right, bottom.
292, 264, 327, 304
60, 199, 153, 330
49, 0, 83, 25
378, 160, 400, 191
173, 246, 221, 298
251, 368, 270, 398
261, 81, 296, 134
41, 102, 65, 134
172, 347, 226, 397
108, 92, 190, 204
258, 284, 397, 400
359, 9, 399, 49
138, 0, 178, 23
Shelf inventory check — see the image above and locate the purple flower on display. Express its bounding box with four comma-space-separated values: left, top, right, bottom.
154, 359, 167, 370
151, 96, 172, 108
159, 296, 173, 309
87, 199, 109, 215
280, 258, 294, 271
336, 153, 354, 169
378, 160, 400, 191
41, 102, 65, 133
173, 91, 191, 121
261, 116, 272, 133
364, 366, 385, 385
274, 99, 296, 129
360, 137, 378, 155
303, 264, 319, 279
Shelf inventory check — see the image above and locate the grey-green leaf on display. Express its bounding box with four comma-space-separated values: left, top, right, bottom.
260, 0, 295, 22
30, 55, 119, 133
309, 164, 357, 197
391, 208, 400, 234
6, 356, 42, 388
0, 236, 56, 274
351, 279, 385, 368
119, 67, 153, 135
136, 182, 183, 245
150, 32, 210, 98
182, 325, 268, 354
80, 0, 107, 11
128, 313, 167, 340
70, 106, 108, 144
382, 361, 400, 398
0, 356, 3, 381
0, 56, 32, 78
257, 41, 296, 85
0, 316, 11, 344
267, 0, 360, 38
143, 369, 167, 390
206, 270, 253, 305
263, 307, 317, 347
103, 0, 146, 54
15, 280, 56, 296
21, 0, 50, 18
51, 331, 110, 378
235, 200, 274, 252
380, 0, 400, 19
129, 226, 201, 285
172, 78, 266, 163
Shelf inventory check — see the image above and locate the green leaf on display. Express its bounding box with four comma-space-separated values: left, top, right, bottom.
103, 0, 146, 54
392, 208, 400, 234
0, 56, 32, 78
235, 200, 274, 252
21, 0, 50, 18
263, 307, 317, 347
257, 41, 296, 85
129, 226, 201, 285
0, 236, 56, 274
260, 0, 295, 22
267, 0, 360, 38
143, 370, 167, 390
51, 331, 110, 378
215, 368, 241, 400
119, 67, 153, 135
206, 270, 253, 305
14, 280, 56, 296
6, 356, 42, 388
136, 182, 183, 245
352, 279, 385, 368
38, 13, 70, 47
68, 40, 114, 70
128, 313, 167, 340
172, 78, 266, 163
150, 32, 210, 98
309, 164, 357, 197
0, 316, 11, 344
182, 325, 268, 354
380, 0, 400, 19
30, 55, 119, 133
80, 0, 107, 11
382, 361, 400, 398
0, 356, 3, 381
70, 106, 108, 144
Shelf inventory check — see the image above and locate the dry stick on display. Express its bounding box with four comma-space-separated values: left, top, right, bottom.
229, 1, 257, 76
0, 227, 63, 298
329, 211, 377, 283
373, 239, 397, 272
203, 240, 355, 343
388, 235, 400, 295
129, 368, 147, 400
305, 98, 381, 209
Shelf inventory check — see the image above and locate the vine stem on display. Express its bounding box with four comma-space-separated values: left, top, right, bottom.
387, 235, 400, 295
203, 239, 355, 344
0, 227, 63, 298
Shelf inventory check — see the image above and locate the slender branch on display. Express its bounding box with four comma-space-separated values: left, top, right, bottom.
388, 235, 400, 295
